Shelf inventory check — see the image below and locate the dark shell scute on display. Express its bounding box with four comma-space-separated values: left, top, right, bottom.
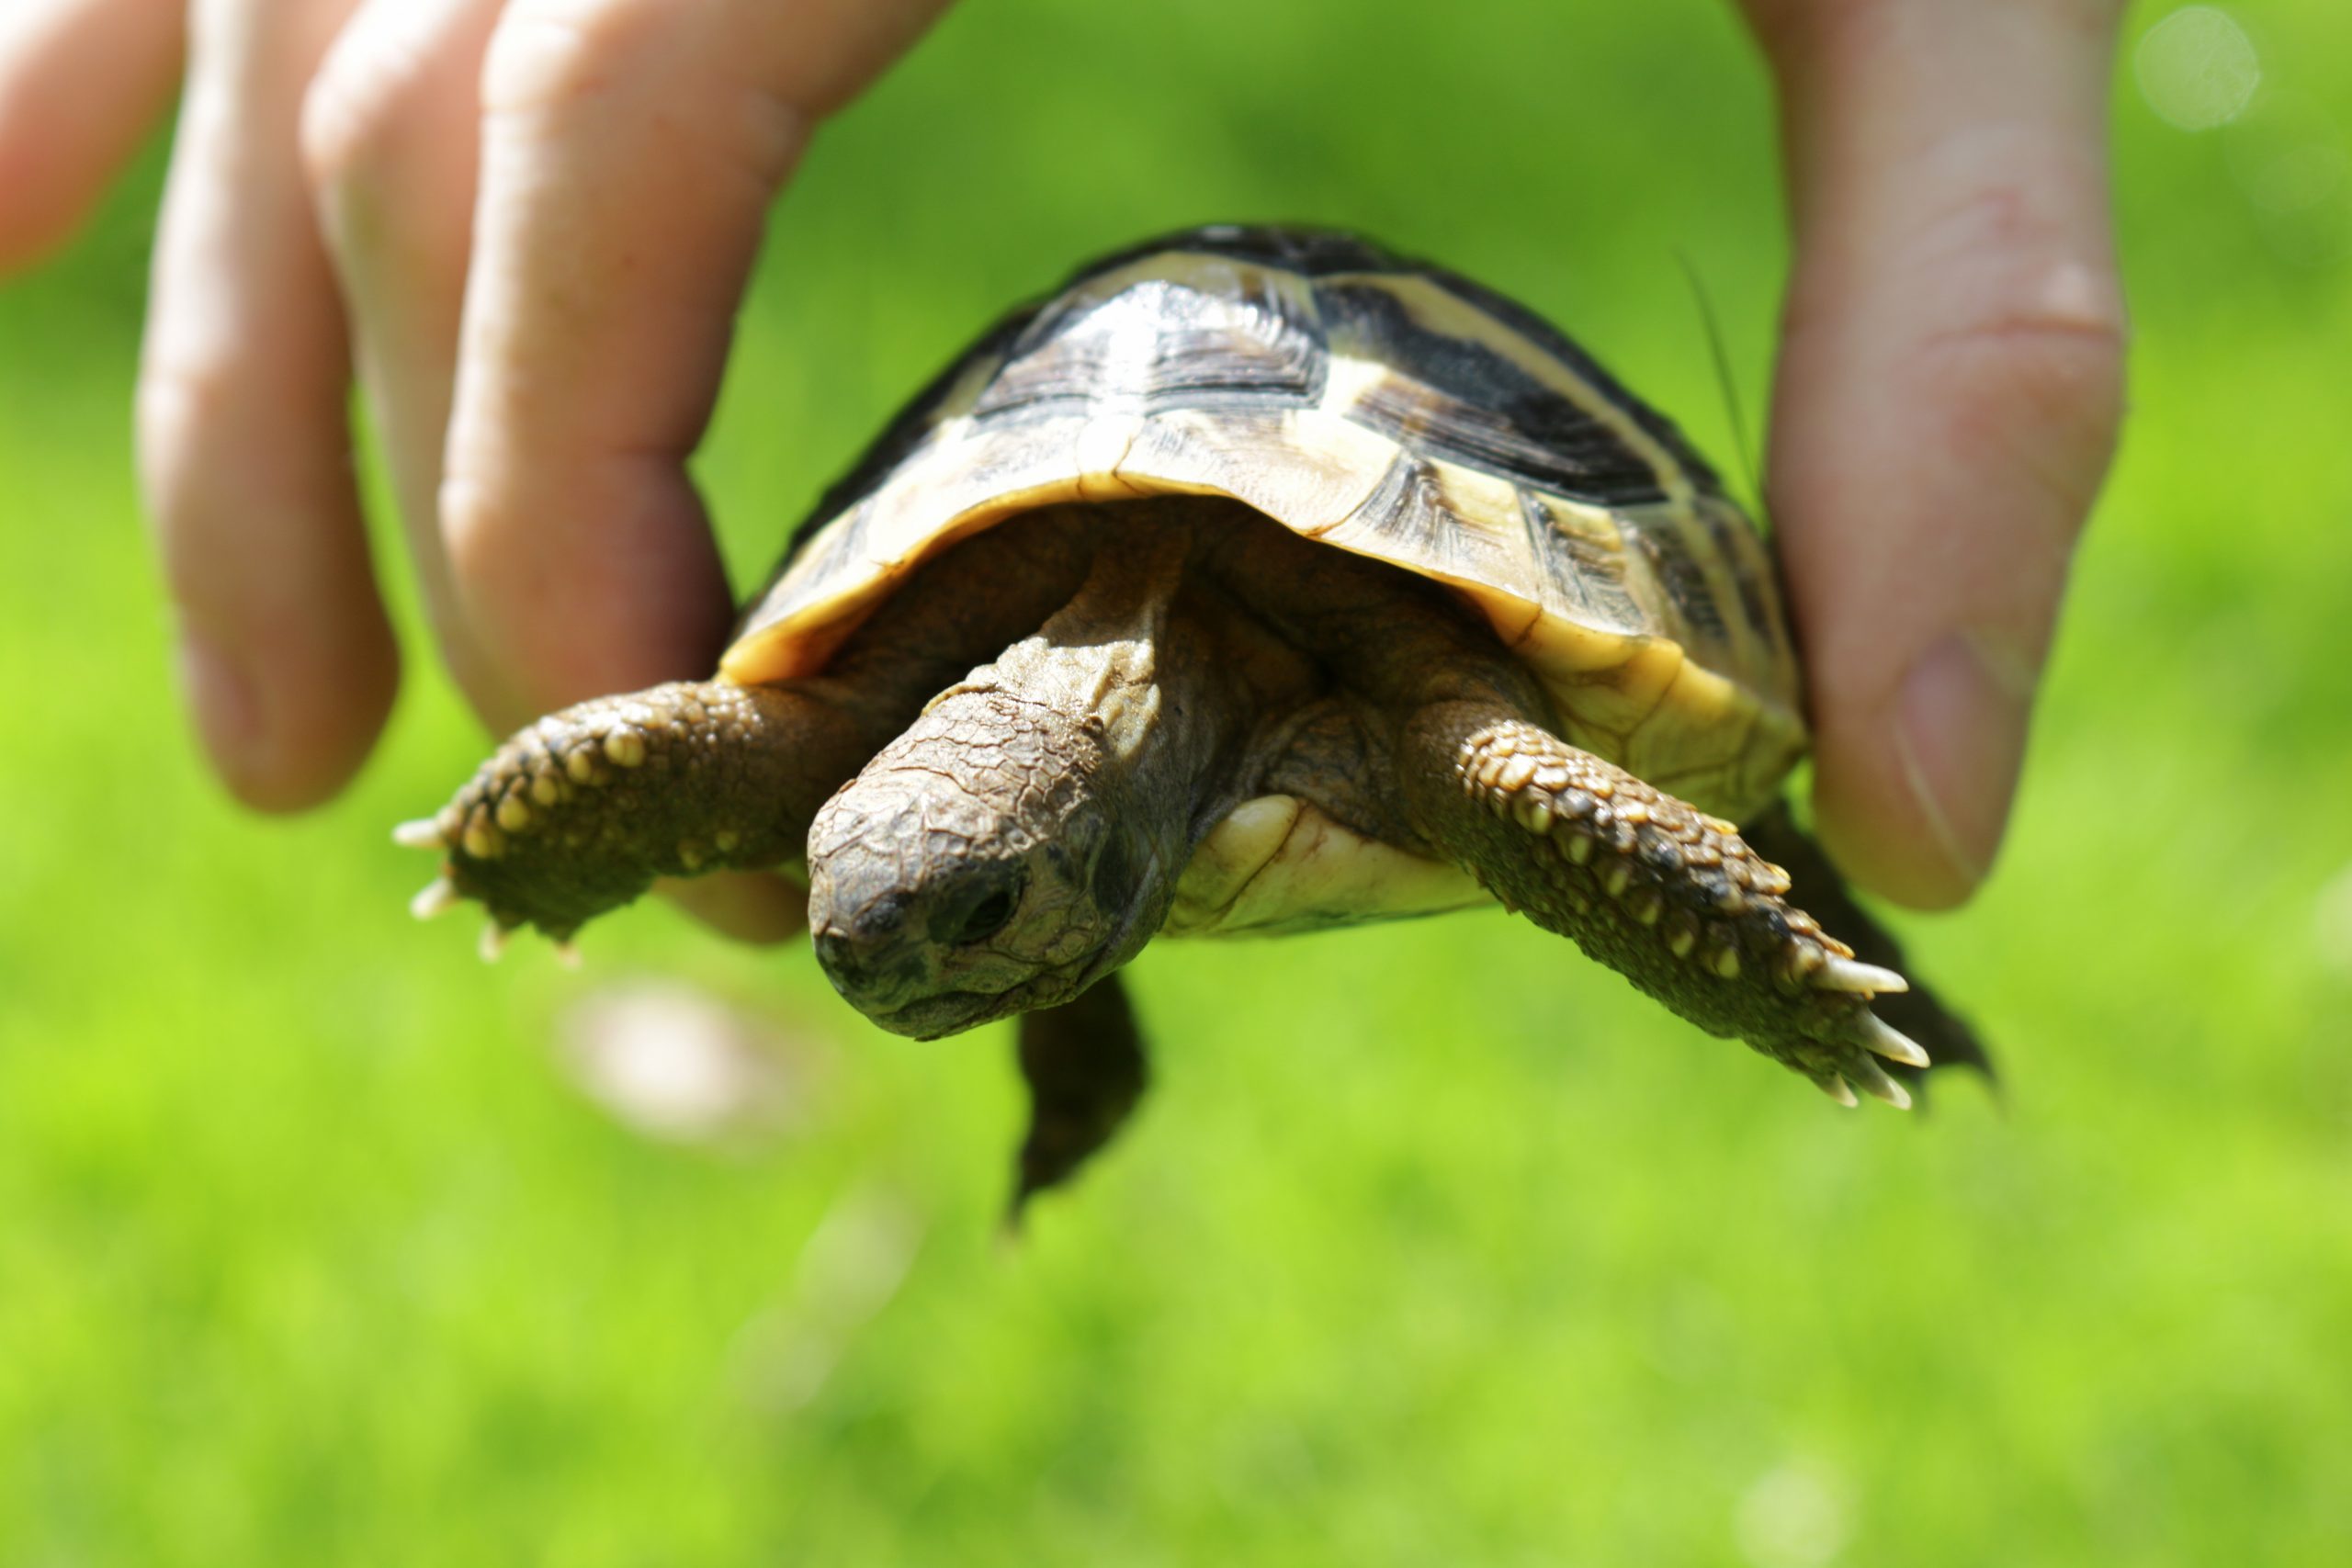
1422, 264, 1724, 495
1352, 455, 1461, 567
1628, 518, 1730, 649
1317, 279, 1668, 508
1702, 498, 1785, 664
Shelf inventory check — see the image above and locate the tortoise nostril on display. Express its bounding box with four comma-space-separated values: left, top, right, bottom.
811, 928, 858, 975
810, 929, 886, 999
813, 925, 927, 1004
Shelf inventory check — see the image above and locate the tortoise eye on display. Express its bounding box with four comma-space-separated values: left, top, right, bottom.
943, 873, 1024, 947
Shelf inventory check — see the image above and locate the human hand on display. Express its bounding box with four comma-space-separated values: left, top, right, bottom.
1734, 0, 2129, 908
0, 0, 954, 941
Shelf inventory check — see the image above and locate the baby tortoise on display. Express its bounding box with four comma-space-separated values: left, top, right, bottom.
401, 226, 1987, 1208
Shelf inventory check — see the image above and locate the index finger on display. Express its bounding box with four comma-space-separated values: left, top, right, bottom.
438, 0, 956, 717
437, 0, 954, 943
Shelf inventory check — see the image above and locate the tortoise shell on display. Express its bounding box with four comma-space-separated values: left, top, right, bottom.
723, 225, 1805, 824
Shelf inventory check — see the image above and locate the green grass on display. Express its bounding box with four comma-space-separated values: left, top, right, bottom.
5, 1, 2351, 1562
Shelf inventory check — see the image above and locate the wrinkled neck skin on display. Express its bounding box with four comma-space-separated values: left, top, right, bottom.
806, 527, 1257, 1039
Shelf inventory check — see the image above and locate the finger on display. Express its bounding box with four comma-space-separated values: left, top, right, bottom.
439, 0, 950, 943
305, 0, 824, 942
140, 0, 391, 811
300, 0, 514, 719
1742, 0, 2128, 908
440, 0, 956, 716
0, 0, 185, 270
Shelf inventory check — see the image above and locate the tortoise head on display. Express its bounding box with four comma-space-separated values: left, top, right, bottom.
804, 685, 1172, 1039
802, 529, 1240, 1039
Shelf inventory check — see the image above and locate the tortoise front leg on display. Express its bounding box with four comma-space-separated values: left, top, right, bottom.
1010, 972, 1149, 1221
400, 681, 873, 945
1398, 701, 1932, 1106
399, 512, 1103, 949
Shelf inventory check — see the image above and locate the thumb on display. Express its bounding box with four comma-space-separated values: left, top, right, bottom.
1743, 0, 2129, 908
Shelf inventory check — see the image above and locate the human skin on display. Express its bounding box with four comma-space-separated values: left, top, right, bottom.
0, 0, 2127, 930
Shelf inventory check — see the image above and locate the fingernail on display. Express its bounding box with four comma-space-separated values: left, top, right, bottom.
175, 632, 266, 779
1893, 630, 2037, 894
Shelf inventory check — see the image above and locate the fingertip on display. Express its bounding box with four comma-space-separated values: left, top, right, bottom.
1811, 770, 1979, 914
176, 608, 400, 815
1811, 630, 2036, 911
141, 354, 402, 813
440, 461, 738, 719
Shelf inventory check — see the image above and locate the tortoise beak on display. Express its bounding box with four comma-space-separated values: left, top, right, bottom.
865, 988, 1016, 1041
808, 897, 1032, 1038
808, 896, 930, 1015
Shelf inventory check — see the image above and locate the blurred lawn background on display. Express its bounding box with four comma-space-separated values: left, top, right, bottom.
4, 1, 2350, 1562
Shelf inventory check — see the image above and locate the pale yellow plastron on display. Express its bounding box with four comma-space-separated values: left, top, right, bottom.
1163, 795, 1488, 937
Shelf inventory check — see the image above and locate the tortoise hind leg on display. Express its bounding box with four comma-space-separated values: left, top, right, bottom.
1396, 700, 1934, 1107
1737, 803, 1996, 1094
1009, 973, 1149, 1222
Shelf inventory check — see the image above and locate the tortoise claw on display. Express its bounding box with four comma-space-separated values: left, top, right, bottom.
1848, 1055, 1914, 1111
392, 818, 448, 851
1813, 955, 1908, 996
1855, 1010, 1932, 1069
410, 877, 460, 921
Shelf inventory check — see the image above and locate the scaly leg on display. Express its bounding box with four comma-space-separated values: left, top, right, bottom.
1399, 701, 1934, 1106
398, 680, 872, 944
